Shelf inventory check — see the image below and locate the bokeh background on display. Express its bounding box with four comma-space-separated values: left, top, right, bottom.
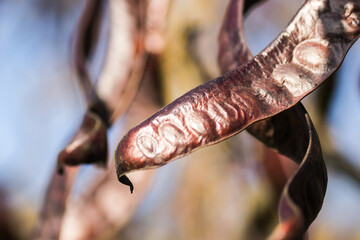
1, 0, 360, 239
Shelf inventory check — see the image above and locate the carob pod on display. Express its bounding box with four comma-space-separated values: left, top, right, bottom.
57, 0, 109, 172
115, 0, 359, 175
58, 0, 149, 192
218, 0, 327, 238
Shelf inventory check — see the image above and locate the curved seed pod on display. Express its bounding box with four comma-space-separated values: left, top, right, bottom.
57, 0, 109, 171
116, 0, 359, 177
218, 0, 319, 166
38, 2, 146, 237
39, 0, 108, 226
268, 108, 327, 239
58, 0, 148, 178
36, 3, 150, 236
218, 1, 327, 238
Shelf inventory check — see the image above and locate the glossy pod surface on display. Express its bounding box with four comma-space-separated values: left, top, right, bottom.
116, 0, 360, 176
218, 1, 327, 238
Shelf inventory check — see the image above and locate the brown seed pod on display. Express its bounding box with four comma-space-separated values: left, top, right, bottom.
58, 0, 148, 176
58, 0, 109, 171
116, 0, 360, 178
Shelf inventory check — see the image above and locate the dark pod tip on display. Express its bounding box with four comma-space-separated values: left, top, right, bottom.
57, 164, 64, 175
118, 175, 134, 194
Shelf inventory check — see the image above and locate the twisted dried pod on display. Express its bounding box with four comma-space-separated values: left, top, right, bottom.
57, 0, 109, 171
115, 0, 359, 183
34, 2, 110, 239
218, 0, 327, 238
35, 1, 150, 238
58, 0, 148, 177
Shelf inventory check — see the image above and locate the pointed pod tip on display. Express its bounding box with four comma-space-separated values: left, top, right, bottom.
57, 164, 64, 175
118, 175, 134, 194
116, 163, 134, 193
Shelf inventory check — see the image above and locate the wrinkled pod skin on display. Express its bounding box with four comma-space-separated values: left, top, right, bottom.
218, 0, 311, 163
116, 0, 360, 178
218, 0, 328, 238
